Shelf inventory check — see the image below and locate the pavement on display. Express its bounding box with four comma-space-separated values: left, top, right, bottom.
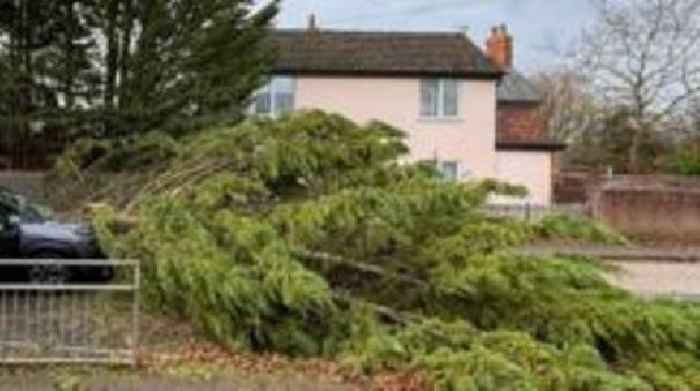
518, 244, 700, 299
0, 374, 354, 391
605, 260, 700, 300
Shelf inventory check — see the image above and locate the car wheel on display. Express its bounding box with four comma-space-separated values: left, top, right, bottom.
28, 253, 72, 285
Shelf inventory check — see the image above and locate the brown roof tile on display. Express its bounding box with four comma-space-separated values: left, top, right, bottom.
269, 29, 502, 78
497, 70, 542, 103
267, 29, 562, 150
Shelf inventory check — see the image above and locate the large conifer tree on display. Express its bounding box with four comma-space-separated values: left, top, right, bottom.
97, 0, 280, 136
0, 0, 280, 167
0, 0, 99, 167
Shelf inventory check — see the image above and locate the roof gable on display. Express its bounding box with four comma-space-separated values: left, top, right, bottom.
269, 29, 502, 79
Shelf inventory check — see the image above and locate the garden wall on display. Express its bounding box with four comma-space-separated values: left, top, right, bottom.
591, 181, 700, 243
556, 173, 700, 204
554, 172, 597, 204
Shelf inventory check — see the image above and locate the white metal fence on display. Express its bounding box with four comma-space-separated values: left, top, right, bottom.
0, 259, 139, 365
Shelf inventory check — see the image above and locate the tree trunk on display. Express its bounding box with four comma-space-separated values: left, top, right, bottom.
628, 128, 642, 174
104, 0, 119, 113
118, 0, 133, 111
65, 1, 76, 110
18, 0, 31, 169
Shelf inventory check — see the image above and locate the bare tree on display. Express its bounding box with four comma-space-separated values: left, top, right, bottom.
531, 68, 602, 142
689, 97, 700, 131
577, 0, 700, 172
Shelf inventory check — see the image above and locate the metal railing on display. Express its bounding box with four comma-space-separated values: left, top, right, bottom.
0, 259, 139, 365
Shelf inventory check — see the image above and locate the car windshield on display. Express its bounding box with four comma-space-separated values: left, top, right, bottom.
0, 189, 54, 223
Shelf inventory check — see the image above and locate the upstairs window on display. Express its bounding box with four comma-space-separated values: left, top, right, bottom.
420, 79, 459, 118
252, 76, 296, 115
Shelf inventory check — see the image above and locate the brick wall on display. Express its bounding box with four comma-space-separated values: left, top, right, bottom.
591, 181, 700, 243
554, 172, 608, 204
497, 102, 545, 142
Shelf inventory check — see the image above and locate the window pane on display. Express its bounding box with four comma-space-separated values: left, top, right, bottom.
273, 77, 295, 93
271, 77, 295, 114
420, 80, 440, 117
439, 161, 459, 181
274, 92, 294, 114
442, 80, 458, 117
254, 92, 272, 114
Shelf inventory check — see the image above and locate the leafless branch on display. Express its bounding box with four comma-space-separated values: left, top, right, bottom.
578, 0, 700, 125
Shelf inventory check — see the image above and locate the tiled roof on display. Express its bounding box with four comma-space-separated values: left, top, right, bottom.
267, 28, 560, 151
496, 139, 567, 152
497, 70, 542, 103
269, 29, 502, 78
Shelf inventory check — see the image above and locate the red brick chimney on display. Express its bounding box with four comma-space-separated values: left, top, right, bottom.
486, 24, 513, 70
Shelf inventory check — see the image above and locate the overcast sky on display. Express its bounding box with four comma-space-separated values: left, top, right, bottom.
275, 0, 597, 73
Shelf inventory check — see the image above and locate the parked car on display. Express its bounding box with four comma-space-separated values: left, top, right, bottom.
0, 188, 110, 284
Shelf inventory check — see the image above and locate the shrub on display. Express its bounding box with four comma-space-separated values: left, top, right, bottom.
666, 143, 700, 176
533, 214, 629, 245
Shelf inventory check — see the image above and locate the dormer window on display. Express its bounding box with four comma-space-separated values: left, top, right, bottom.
251, 76, 296, 116
420, 79, 459, 118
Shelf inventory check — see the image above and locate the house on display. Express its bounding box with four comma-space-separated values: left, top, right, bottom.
253, 17, 565, 205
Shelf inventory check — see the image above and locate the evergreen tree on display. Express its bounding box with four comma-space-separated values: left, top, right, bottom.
0, 0, 100, 167
0, 0, 280, 167
97, 0, 280, 136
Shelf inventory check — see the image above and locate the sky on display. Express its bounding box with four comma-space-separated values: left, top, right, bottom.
275, 0, 597, 72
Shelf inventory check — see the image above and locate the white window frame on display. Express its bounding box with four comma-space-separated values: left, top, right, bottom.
419, 159, 463, 181
250, 76, 296, 116
438, 160, 460, 181
420, 79, 461, 119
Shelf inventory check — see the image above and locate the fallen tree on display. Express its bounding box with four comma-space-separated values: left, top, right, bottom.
53, 111, 700, 390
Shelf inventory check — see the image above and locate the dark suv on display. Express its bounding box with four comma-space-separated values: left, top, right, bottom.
0, 188, 109, 283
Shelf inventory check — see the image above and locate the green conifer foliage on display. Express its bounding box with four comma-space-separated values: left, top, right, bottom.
0, 0, 279, 167
60, 111, 700, 389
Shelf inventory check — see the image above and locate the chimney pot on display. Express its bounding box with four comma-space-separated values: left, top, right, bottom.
308, 13, 317, 30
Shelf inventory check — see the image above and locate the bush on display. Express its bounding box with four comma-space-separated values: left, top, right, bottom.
533, 214, 629, 245
666, 144, 700, 176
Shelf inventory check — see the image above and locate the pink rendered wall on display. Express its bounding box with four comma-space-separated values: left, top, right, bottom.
294, 77, 498, 178
495, 151, 552, 205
